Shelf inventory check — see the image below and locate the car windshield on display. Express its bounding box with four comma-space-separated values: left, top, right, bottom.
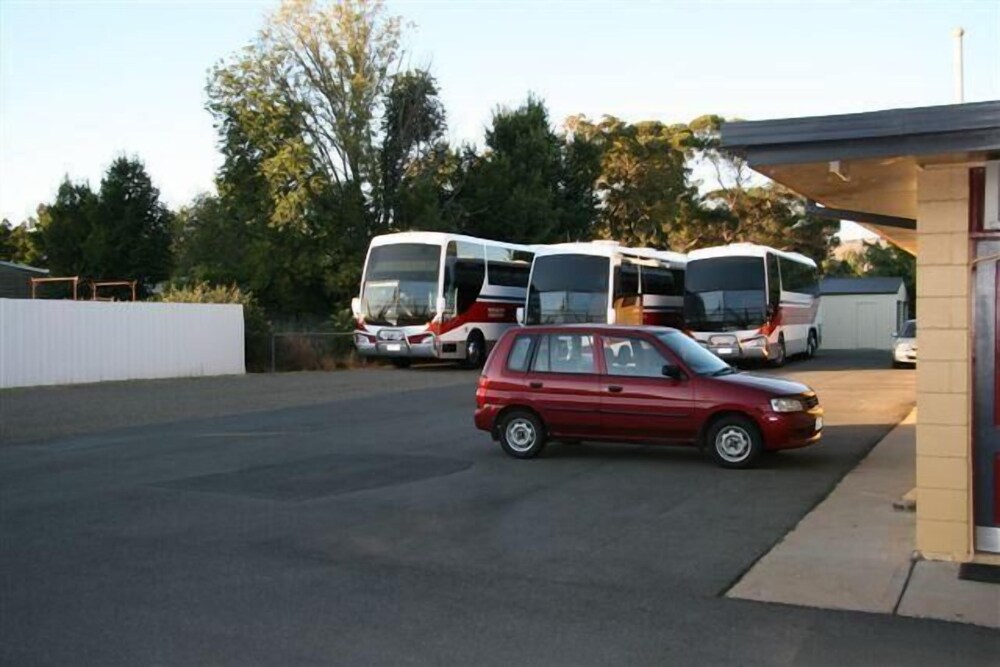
527, 254, 609, 324
362, 243, 441, 326
684, 257, 767, 330
656, 331, 733, 377
901, 321, 916, 338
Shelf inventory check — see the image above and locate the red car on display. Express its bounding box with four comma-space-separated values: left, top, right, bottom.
474, 325, 823, 468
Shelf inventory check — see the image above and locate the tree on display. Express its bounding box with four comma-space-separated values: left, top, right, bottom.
0, 218, 44, 266
203, 0, 409, 317
826, 240, 916, 314
90, 157, 174, 294
380, 69, 447, 230
683, 114, 839, 264
36, 179, 98, 277
457, 96, 568, 244
32, 160, 173, 295
567, 115, 695, 248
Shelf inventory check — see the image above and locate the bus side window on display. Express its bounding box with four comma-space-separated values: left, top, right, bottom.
767, 253, 781, 305
445, 241, 486, 314
486, 247, 533, 288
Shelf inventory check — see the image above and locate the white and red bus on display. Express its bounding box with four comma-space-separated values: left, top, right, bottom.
521, 241, 687, 327
684, 243, 821, 366
352, 232, 534, 367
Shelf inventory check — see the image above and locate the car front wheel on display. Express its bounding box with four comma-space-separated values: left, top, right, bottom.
498, 410, 547, 459
707, 416, 763, 469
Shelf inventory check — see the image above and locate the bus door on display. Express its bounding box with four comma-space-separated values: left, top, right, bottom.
614, 259, 643, 325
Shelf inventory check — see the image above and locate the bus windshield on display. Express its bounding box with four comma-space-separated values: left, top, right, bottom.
527, 254, 609, 324
361, 243, 440, 326
684, 256, 767, 330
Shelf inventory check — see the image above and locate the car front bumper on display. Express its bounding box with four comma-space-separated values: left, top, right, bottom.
759, 408, 824, 451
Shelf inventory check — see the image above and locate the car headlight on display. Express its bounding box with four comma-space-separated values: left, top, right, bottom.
742, 336, 768, 348
770, 397, 805, 412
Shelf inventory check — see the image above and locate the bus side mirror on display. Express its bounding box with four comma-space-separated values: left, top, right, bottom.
435, 296, 447, 315
351, 297, 361, 318
607, 308, 617, 324
516, 307, 525, 325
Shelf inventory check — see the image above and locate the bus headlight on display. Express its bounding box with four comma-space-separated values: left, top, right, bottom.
742, 336, 768, 348
770, 397, 805, 413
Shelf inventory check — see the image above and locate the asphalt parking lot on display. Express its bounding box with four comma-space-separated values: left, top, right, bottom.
1, 352, 996, 665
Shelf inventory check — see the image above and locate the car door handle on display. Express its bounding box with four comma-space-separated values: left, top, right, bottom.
529, 381, 544, 389
607, 385, 623, 393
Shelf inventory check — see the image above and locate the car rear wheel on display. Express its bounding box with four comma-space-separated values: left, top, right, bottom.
707, 416, 763, 469
498, 410, 546, 459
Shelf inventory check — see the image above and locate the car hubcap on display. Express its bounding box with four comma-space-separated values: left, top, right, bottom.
716, 426, 751, 462
505, 418, 535, 452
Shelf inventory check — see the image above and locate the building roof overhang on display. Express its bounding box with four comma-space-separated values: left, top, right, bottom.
721, 101, 1000, 254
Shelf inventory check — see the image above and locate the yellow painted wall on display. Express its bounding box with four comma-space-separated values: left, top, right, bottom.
914, 166, 973, 561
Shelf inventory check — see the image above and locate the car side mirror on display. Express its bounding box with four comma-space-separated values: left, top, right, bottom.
515, 306, 525, 325
891, 331, 898, 338
662, 364, 684, 380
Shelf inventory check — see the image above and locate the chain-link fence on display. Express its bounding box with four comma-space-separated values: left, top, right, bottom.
262, 331, 365, 372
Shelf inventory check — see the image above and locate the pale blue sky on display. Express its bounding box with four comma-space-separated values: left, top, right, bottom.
2, 0, 998, 240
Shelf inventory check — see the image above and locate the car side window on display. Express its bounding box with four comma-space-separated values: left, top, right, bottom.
531, 334, 595, 374
507, 335, 534, 372
602, 336, 671, 378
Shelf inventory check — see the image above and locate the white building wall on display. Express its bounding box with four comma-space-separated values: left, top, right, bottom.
819, 292, 903, 350
0, 299, 245, 388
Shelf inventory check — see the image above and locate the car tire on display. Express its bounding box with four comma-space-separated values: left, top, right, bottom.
707, 415, 763, 469
461, 331, 486, 369
769, 337, 787, 367
390, 358, 411, 369
498, 410, 547, 459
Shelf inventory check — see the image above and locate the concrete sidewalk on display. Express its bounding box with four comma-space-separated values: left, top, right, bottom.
729, 409, 1000, 629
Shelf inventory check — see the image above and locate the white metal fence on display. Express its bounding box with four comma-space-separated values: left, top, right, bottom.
0, 299, 245, 388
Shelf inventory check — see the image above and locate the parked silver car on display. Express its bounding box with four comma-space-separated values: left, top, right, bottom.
892, 319, 916, 367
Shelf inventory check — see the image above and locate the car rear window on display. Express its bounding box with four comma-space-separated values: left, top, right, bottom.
507, 335, 534, 372
530, 333, 595, 374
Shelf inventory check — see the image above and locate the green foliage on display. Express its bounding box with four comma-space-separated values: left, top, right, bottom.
457, 96, 586, 244
36, 179, 98, 276
0, 218, 44, 266
678, 114, 839, 263
31, 158, 173, 294
567, 115, 695, 248
380, 70, 448, 230
825, 241, 916, 313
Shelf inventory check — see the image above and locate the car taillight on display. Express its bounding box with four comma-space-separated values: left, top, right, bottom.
476, 376, 489, 407
408, 333, 433, 344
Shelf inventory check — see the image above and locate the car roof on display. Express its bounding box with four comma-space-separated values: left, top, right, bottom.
512, 324, 680, 336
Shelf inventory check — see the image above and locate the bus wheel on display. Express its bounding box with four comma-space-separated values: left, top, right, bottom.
390, 358, 411, 369
461, 331, 486, 369
770, 337, 786, 367
806, 331, 818, 359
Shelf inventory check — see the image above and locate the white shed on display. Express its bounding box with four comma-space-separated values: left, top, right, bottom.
819, 277, 908, 350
